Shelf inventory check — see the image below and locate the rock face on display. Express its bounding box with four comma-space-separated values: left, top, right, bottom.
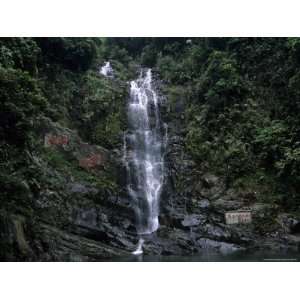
0, 116, 134, 261
146, 88, 300, 257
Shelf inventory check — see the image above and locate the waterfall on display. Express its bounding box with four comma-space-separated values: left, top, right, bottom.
131, 238, 144, 255
124, 69, 167, 242
99, 61, 114, 78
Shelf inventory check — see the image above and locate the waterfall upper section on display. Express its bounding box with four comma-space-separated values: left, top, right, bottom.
99, 61, 114, 78
124, 69, 167, 235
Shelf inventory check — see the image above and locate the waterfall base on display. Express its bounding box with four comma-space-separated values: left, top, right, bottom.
132, 238, 144, 255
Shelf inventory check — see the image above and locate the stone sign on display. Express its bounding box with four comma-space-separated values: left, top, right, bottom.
225, 210, 252, 225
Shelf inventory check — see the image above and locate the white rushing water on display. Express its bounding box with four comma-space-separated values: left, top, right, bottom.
99, 61, 114, 78
131, 238, 144, 255
124, 69, 167, 242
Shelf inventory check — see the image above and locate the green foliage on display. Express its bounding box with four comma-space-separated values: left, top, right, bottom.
92, 112, 123, 148
41, 68, 77, 125
156, 55, 179, 83
0, 39, 47, 213
254, 120, 289, 164
195, 51, 247, 114
0, 67, 47, 147
141, 44, 157, 67
102, 43, 132, 66
0, 38, 40, 74
254, 120, 300, 197
177, 38, 300, 208
69, 70, 127, 147
0, 37, 122, 216
0, 144, 44, 214
286, 37, 300, 64
35, 38, 99, 71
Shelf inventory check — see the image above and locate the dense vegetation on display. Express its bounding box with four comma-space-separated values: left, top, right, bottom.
0, 38, 128, 217
1, 37, 300, 221
105, 37, 300, 210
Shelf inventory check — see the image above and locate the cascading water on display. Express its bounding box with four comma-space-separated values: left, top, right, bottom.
124, 69, 167, 247
99, 61, 114, 78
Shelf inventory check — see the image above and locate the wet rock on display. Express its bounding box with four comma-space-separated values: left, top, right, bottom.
36, 223, 128, 261
182, 214, 206, 227
197, 238, 244, 254
12, 216, 32, 256
67, 183, 99, 195
0, 210, 132, 261
74, 208, 98, 227
277, 213, 300, 234
254, 235, 300, 252
202, 223, 232, 241
0, 212, 35, 261
291, 222, 300, 234
154, 227, 198, 255
36, 189, 62, 209
212, 198, 244, 213
250, 203, 279, 216
199, 174, 225, 199
198, 199, 210, 209
202, 174, 219, 188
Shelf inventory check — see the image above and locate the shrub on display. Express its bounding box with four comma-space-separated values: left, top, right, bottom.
0, 67, 47, 148
35, 38, 99, 71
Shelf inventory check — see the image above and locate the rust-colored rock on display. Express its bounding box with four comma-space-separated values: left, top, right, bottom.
79, 154, 103, 169
45, 134, 69, 147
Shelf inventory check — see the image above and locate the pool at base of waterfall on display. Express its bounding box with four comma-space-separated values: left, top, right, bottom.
107, 250, 300, 262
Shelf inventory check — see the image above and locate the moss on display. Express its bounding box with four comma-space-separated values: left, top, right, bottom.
92, 112, 123, 148
252, 208, 280, 235
232, 172, 281, 205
